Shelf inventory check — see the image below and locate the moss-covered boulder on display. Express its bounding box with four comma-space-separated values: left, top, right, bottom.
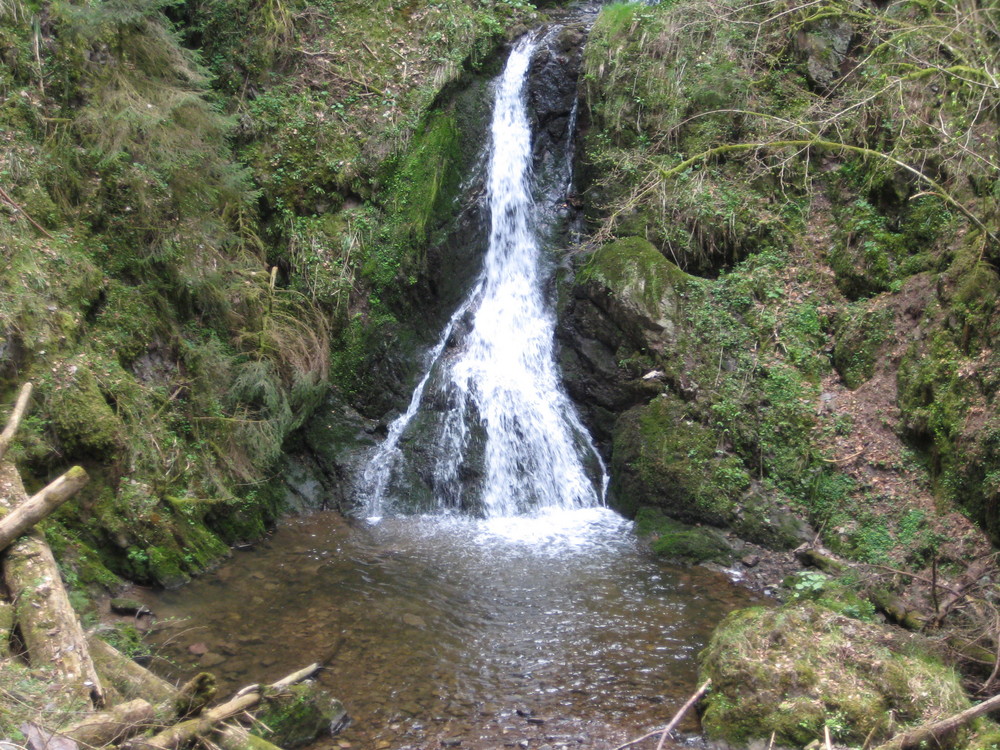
577, 237, 689, 357
832, 304, 893, 389
699, 604, 970, 748
611, 393, 749, 524
635, 507, 735, 564
255, 683, 348, 748
47, 365, 122, 459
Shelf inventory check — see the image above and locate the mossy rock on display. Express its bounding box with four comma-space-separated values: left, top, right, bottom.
731, 491, 814, 550
635, 507, 735, 564
611, 393, 749, 524
699, 603, 970, 748
832, 304, 893, 389
46, 366, 122, 459
255, 682, 348, 748
577, 237, 690, 355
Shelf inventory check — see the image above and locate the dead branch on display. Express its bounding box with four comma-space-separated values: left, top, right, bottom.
874, 691, 1000, 750
0, 187, 55, 240
655, 680, 712, 750
0, 383, 33, 462
0, 466, 89, 552
611, 679, 712, 750
128, 664, 322, 750
931, 556, 996, 628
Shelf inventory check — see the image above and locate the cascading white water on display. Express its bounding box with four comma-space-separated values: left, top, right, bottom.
362, 31, 606, 518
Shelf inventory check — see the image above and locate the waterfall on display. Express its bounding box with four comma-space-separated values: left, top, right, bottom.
362, 30, 606, 519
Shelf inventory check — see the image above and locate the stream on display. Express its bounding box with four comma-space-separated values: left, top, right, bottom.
136, 22, 762, 750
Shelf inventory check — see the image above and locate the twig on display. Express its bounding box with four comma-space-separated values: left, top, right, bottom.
611, 680, 711, 750
819, 447, 865, 463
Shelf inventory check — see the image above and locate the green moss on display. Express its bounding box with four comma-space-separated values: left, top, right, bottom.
46, 365, 122, 459
255, 683, 347, 749
700, 604, 970, 747
612, 393, 750, 524
635, 507, 735, 563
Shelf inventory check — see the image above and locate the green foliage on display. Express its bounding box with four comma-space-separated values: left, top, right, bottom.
97, 622, 152, 661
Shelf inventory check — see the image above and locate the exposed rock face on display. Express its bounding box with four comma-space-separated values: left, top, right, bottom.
283, 394, 377, 514
527, 24, 587, 173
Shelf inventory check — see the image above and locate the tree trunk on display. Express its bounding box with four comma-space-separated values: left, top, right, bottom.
0, 465, 89, 552
215, 725, 288, 750
1, 461, 105, 708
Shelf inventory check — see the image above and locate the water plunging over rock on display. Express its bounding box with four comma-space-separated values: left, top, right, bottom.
362, 30, 605, 518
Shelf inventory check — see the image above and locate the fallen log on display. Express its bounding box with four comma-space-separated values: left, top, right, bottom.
0, 383, 33, 462
88, 635, 179, 706
868, 588, 926, 631
1, 460, 105, 708
875, 691, 1000, 750
215, 724, 288, 750
58, 698, 157, 746
128, 664, 322, 750
0, 465, 89, 552
795, 546, 848, 575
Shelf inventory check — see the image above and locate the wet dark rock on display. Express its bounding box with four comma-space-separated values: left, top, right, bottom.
557, 238, 690, 448
110, 597, 153, 617
526, 23, 586, 173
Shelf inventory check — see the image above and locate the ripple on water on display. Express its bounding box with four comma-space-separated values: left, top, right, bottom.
137, 509, 760, 749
